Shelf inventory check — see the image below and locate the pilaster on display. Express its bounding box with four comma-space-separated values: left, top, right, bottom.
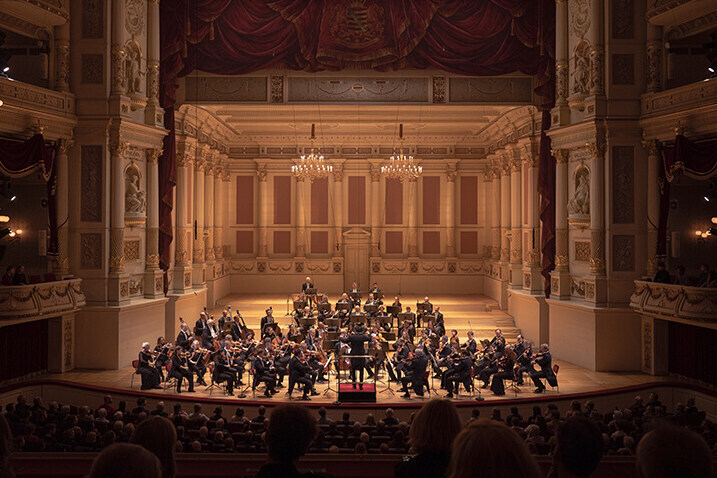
144, 147, 163, 298
551, 148, 571, 299
445, 164, 457, 258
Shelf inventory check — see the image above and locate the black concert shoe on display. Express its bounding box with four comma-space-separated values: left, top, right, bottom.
401, 393, 410, 399
311, 390, 319, 396
302, 395, 311, 401
187, 389, 195, 393
533, 387, 545, 394
276, 383, 284, 389
175, 389, 181, 394
446, 392, 454, 398
493, 392, 505, 396
264, 390, 273, 398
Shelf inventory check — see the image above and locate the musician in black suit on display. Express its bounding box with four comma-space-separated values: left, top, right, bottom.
401, 349, 428, 398
169, 346, 194, 393
176, 323, 192, 349
195, 312, 208, 340
252, 350, 277, 397
416, 297, 433, 328
301, 276, 314, 306
289, 351, 316, 400
478, 345, 502, 388
153, 337, 171, 382
340, 324, 370, 389
464, 331, 477, 356
230, 315, 244, 341
137, 342, 161, 390
202, 319, 220, 350
433, 306, 445, 336
260, 307, 275, 339
218, 309, 230, 332
369, 283, 383, 305
387, 337, 409, 382
349, 282, 361, 307
514, 338, 533, 386
188, 340, 207, 386
530, 344, 557, 393
490, 328, 506, 353
213, 350, 236, 396
446, 350, 472, 398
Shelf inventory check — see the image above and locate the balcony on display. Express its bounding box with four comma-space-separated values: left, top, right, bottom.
0, 77, 74, 117
630, 280, 717, 323
0, 279, 86, 320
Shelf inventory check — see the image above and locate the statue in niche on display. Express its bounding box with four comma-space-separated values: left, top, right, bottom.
125, 41, 143, 95
568, 167, 590, 216
125, 165, 146, 216
571, 42, 590, 96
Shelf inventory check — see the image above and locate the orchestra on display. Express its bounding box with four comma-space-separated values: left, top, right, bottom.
132, 280, 558, 400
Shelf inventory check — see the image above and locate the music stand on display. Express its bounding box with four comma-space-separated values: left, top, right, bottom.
293, 300, 307, 311
317, 302, 331, 313
335, 302, 351, 313
378, 315, 393, 330
298, 317, 316, 328
349, 313, 367, 325
398, 312, 415, 324
349, 291, 362, 303
364, 304, 378, 315
386, 305, 401, 316
416, 302, 433, 314
325, 317, 340, 329
304, 287, 316, 295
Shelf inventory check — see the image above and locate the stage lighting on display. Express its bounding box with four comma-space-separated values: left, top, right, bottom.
14, 229, 22, 235
0, 215, 8, 223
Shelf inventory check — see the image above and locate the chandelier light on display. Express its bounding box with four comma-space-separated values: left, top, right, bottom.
291, 123, 332, 182
381, 124, 422, 182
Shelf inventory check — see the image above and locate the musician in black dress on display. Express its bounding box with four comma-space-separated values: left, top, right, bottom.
339, 324, 370, 389
169, 346, 194, 393
138, 342, 161, 390
213, 349, 237, 396
153, 337, 171, 382
446, 350, 472, 398
289, 350, 316, 400
252, 350, 278, 397
176, 323, 192, 349
490, 346, 516, 396
530, 344, 558, 393
401, 349, 428, 398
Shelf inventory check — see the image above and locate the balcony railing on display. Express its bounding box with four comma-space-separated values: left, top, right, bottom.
0, 279, 86, 319
0, 77, 74, 116
642, 77, 717, 118
630, 280, 717, 323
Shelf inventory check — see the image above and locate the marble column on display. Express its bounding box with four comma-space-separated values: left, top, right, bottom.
173, 145, 193, 293
204, 159, 215, 264
551, 149, 571, 299
214, 161, 224, 260
445, 166, 457, 258
295, 177, 307, 257
407, 177, 419, 257
110, 0, 126, 96
256, 165, 269, 257
522, 145, 543, 293
54, 22, 70, 92
509, 154, 523, 287
144, 148, 163, 298
222, 171, 231, 259
482, 172, 493, 259
500, 162, 511, 264
145, 0, 162, 126
589, 0, 604, 96
54, 138, 72, 277
369, 164, 381, 256
587, 141, 607, 305
491, 170, 501, 260
644, 140, 660, 274
192, 150, 206, 286
332, 165, 344, 257
108, 135, 129, 304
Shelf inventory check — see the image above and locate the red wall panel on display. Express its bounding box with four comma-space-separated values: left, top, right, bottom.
273, 176, 291, 224
348, 176, 366, 224
235, 230, 254, 254
385, 178, 403, 224
460, 231, 478, 254
423, 231, 440, 254
235, 176, 254, 224
273, 231, 291, 254
460, 176, 478, 225
311, 231, 328, 254
422, 176, 440, 224
311, 177, 329, 224
385, 231, 403, 254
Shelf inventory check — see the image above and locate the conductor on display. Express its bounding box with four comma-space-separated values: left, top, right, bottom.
340, 323, 370, 389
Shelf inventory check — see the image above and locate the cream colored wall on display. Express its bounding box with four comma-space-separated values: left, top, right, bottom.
508, 290, 549, 345
165, 290, 207, 340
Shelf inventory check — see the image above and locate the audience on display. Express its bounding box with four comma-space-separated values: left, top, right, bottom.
636, 424, 713, 478
395, 399, 461, 478
447, 419, 542, 478
88, 443, 161, 478
130, 416, 177, 478
548, 416, 603, 478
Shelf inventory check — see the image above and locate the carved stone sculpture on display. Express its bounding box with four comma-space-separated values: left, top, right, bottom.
125, 165, 146, 218
568, 168, 590, 216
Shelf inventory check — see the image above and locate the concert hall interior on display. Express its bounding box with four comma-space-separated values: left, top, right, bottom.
0, 1, 716, 477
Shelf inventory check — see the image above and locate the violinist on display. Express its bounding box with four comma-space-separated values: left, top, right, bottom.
188, 340, 208, 386
289, 350, 317, 400
272, 340, 291, 388
213, 349, 237, 396
260, 307, 275, 339
369, 283, 383, 304
176, 323, 192, 349
463, 331, 477, 356
195, 312, 209, 341
514, 338, 532, 386
435, 336, 452, 377
287, 323, 301, 343
490, 345, 517, 396
397, 318, 415, 343
387, 337, 409, 382
449, 329, 460, 348
202, 319, 220, 350
153, 337, 171, 382
490, 328, 506, 353
230, 314, 244, 341
295, 306, 313, 334
169, 346, 195, 394
446, 350, 472, 398
401, 349, 428, 399
138, 342, 161, 390
530, 343, 557, 393
478, 344, 503, 389
252, 349, 278, 397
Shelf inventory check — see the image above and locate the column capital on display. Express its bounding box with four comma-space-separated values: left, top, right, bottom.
109, 140, 129, 158
332, 167, 344, 182
446, 166, 457, 182
641, 138, 659, 157
57, 138, 74, 154
257, 168, 268, 182
145, 147, 162, 164
585, 141, 606, 159
552, 148, 570, 164
370, 166, 381, 183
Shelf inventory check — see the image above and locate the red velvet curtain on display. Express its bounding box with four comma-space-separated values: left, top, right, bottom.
669, 322, 717, 386
0, 319, 49, 381
537, 111, 555, 296
0, 134, 58, 256
159, 0, 556, 278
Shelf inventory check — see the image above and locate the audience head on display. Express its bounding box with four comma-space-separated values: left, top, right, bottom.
409, 399, 462, 455
636, 425, 712, 478
447, 420, 541, 478
265, 405, 316, 464
553, 416, 603, 478
89, 443, 161, 478
131, 416, 176, 478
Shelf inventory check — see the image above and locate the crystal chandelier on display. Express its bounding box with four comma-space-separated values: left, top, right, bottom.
291, 123, 332, 182
381, 124, 422, 181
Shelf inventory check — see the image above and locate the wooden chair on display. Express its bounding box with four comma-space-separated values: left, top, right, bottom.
130, 360, 140, 388
163, 363, 177, 391
551, 364, 560, 394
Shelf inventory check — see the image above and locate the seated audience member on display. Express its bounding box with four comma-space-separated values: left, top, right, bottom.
672, 265, 687, 285
1, 266, 14, 286
697, 263, 715, 287
12, 265, 28, 285
89, 443, 161, 478
1, 414, 14, 478
130, 416, 177, 478
548, 416, 603, 478
255, 405, 329, 478
395, 399, 462, 478
652, 262, 670, 284
316, 407, 332, 425
447, 420, 541, 478
636, 425, 712, 478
